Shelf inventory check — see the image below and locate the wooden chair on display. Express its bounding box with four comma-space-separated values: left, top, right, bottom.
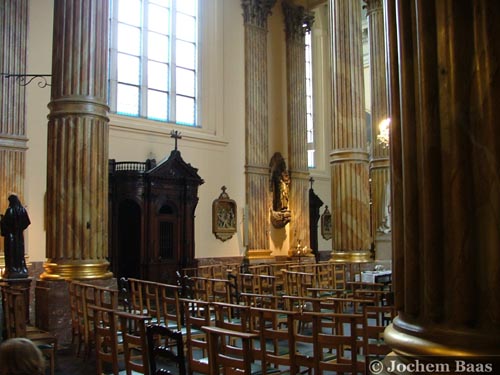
68, 280, 85, 355
158, 283, 183, 330
309, 311, 365, 375
79, 282, 120, 358
208, 278, 232, 303
202, 325, 259, 375
147, 324, 186, 375
127, 278, 162, 320
181, 298, 212, 375
1, 286, 57, 375
116, 310, 152, 375
239, 292, 282, 310
88, 304, 121, 375
249, 307, 296, 375
282, 270, 315, 297
363, 305, 396, 358
211, 301, 251, 349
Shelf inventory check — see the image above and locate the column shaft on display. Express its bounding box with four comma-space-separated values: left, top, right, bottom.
42, 0, 111, 280
283, 3, 313, 253
242, 0, 276, 259
366, 0, 391, 241
385, 0, 500, 356
329, 0, 371, 262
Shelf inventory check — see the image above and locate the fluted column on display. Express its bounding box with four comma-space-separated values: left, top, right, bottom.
0, 0, 29, 270
329, 0, 371, 262
41, 0, 111, 280
366, 0, 391, 246
282, 3, 313, 254
384, 0, 500, 358
241, 0, 276, 260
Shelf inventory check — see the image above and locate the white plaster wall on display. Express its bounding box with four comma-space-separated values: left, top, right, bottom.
25, 0, 53, 263
22, 0, 341, 264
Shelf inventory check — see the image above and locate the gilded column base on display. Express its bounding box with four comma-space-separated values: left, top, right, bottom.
384, 317, 500, 358
330, 250, 372, 263
40, 260, 113, 280
246, 249, 273, 261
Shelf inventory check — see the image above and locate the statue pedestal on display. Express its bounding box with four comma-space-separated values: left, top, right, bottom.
375, 232, 392, 261
35, 279, 71, 345
0, 277, 33, 325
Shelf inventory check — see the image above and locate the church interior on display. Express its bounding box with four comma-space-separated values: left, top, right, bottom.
1, 0, 499, 374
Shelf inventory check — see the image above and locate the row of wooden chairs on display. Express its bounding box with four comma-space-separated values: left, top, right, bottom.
181, 298, 396, 375
0, 284, 58, 375
117, 272, 397, 373
69, 279, 186, 374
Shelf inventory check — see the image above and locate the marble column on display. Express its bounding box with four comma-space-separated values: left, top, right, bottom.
41, 0, 112, 280
366, 0, 391, 260
282, 3, 314, 255
329, 0, 371, 262
0, 0, 29, 271
241, 0, 276, 261
384, 0, 500, 358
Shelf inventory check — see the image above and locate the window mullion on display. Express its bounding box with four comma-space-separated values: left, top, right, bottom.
170, 0, 177, 122
140, 0, 149, 118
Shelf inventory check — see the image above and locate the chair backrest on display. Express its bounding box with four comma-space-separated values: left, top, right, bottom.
202, 325, 258, 375
88, 304, 121, 375
116, 310, 152, 375
309, 311, 365, 375
181, 298, 212, 375
249, 307, 296, 374
147, 324, 186, 375
211, 301, 250, 332
158, 283, 183, 329
363, 305, 396, 357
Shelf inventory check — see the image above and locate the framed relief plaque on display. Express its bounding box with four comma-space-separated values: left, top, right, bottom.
321, 205, 332, 240
212, 186, 237, 242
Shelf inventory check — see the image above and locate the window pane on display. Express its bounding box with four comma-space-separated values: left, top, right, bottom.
118, 0, 141, 26
148, 61, 169, 91
176, 13, 195, 42
176, 40, 195, 69
117, 53, 140, 85
176, 68, 195, 96
150, 0, 170, 7
148, 32, 169, 62
177, 0, 196, 16
118, 23, 141, 55
149, 4, 169, 34
176, 96, 195, 125
117, 83, 139, 115
148, 90, 168, 120
307, 150, 315, 168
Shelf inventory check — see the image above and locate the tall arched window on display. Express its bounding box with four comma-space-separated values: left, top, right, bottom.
109, 0, 199, 126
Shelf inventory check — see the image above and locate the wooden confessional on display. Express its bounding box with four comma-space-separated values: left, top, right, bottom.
109, 149, 204, 284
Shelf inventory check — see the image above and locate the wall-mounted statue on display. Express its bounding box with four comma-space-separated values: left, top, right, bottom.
269, 152, 291, 228
0, 195, 30, 279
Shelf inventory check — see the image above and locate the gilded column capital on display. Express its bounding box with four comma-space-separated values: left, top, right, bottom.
282, 2, 314, 42
241, 0, 277, 28
363, 0, 383, 16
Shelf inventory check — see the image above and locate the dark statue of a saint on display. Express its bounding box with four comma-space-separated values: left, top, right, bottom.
0, 195, 30, 278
